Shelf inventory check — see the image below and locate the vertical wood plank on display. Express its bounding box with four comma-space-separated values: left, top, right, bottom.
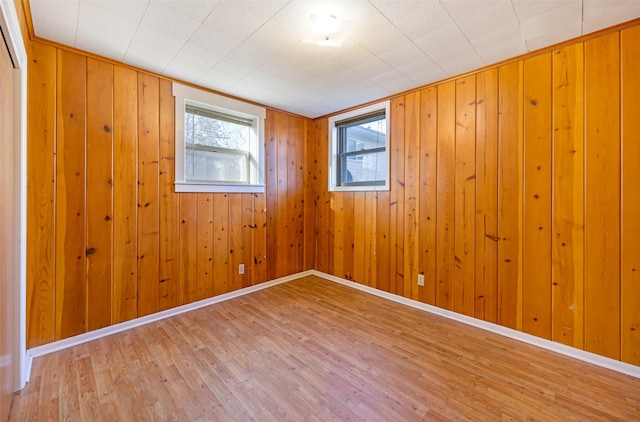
353, 192, 366, 284
275, 112, 289, 278
584, 32, 621, 360
196, 194, 213, 300
86, 58, 114, 331
454, 75, 476, 317
213, 193, 229, 295
252, 193, 267, 285
404, 91, 420, 300
303, 118, 317, 271
137, 73, 160, 317
436, 81, 456, 311
343, 192, 355, 281
552, 43, 585, 349
158, 79, 178, 311
621, 25, 640, 366
55, 49, 86, 340
523, 53, 553, 339
475, 68, 499, 323
419, 86, 437, 305
390, 97, 405, 296
265, 110, 277, 280
212, 194, 230, 295
286, 115, 299, 275
229, 193, 244, 291
327, 192, 335, 276
333, 193, 344, 278
113, 66, 138, 324
242, 194, 254, 287
296, 118, 306, 272
365, 191, 377, 288
178, 194, 197, 304
26, 42, 57, 347
376, 191, 390, 291
315, 120, 330, 274
497, 61, 523, 330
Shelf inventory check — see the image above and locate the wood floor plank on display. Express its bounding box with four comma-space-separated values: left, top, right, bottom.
10, 276, 640, 421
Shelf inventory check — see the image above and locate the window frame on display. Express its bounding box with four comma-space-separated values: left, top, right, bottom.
328, 100, 390, 192
173, 82, 266, 193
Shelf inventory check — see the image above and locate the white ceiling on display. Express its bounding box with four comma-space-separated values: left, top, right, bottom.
29, 0, 640, 118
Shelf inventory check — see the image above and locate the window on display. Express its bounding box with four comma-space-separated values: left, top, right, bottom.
173, 83, 266, 193
328, 100, 390, 191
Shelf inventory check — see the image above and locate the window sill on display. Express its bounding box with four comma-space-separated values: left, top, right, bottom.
175, 182, 265, 194
329, 184, 389, 193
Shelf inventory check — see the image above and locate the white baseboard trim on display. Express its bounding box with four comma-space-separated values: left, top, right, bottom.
24, 268, 640, 384
310, 270, 640, 380
24, 270, 314, 382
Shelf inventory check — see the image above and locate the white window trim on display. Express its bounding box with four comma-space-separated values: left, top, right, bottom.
328, 100, 390, 192
173, 82, 266, 193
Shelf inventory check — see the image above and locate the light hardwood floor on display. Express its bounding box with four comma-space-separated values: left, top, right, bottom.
10, 276, 640, 420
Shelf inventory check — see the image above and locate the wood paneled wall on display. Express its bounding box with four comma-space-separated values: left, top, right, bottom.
314, 25, 640, 366
25, 19, 640, 368
26, 41, 313, 348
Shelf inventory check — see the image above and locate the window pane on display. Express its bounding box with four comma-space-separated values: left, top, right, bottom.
338, 115, 386, 185
185, 110, 250, 151
329, 100, 389, 191
186, 149, 248, 183
342, 116, 386, 153
342, 151, 386, 184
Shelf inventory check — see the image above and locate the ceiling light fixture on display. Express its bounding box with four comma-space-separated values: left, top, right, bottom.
311, 13, 340, 37
303, 7, 348, 48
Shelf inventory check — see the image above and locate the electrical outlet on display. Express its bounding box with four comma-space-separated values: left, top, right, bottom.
417, 274, 425, 286
238, 264, 245, 275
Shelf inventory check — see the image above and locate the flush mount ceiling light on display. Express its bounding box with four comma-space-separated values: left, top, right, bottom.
303, 6, 349, 47
311, 13, 340, 35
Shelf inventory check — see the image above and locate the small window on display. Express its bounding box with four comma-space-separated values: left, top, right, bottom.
329, 101, 390, 191
173, 83, 266, 193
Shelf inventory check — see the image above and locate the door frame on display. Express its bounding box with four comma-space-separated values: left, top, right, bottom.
0, 0, 27, 390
